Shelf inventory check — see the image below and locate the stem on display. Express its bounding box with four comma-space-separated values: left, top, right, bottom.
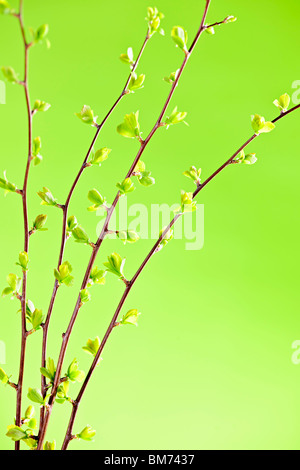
38, 29, 151, 435
38, 1, 212, 450
15, 0, 32, 451
61, 102, 300, 449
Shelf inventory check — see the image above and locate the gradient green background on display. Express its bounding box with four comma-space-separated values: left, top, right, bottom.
0, 0, 300, 450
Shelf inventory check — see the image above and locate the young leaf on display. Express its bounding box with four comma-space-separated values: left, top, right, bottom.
0, 171, 17, 194
33, 24, 49, 44
82, 337, 100, 357
30, 308, 44, 330
103, 253, 126, 278
0, 367, 9, 384
77, 425, 96, 442
56, 381, 70, 404
40, 358, 56, 383
33, 214, 47, 231
76, 105, 97, 126
88, 266, 106, 287
164, 69, 180, 84
37, 187, 58, 207
32, 136, 43, 166
54, 261, 74, 287
16, 251, 29, 271
1, 66, 18, 83
6, 425, 27, 442
183, 166, 201, 185
24, 406, 35, 420
146, 7, 164, 36
157, 227, 174, 251
87, 188, 106, 211
174, 191, 197, 214
117, 230, 139, 244
171, 26, 188, 51
80, 289, 91, 304
27, 388, 45, 405
205, 26, 215, 35
128, 72, 146, 92
67, 215, 78, 236
43, 441, 56, 450
120, 308, 141, 326
224, 16, 237, 23
164, 106, 188, 128
89, 147, 111, 166
273, 93, 290, 113
72, 226, 91, 245
116, 177, 135, 195
251, 114, 275, 134
33, 100, 51, 112
66, 359, 85, 382
117, 111, 141, 139
234, 150, 257, 165
120, 47, 134, 66
2, 273, 21, 297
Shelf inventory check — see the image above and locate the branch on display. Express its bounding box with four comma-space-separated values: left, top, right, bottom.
14, 0, 33, 450
37, 0, 212, 450
61, 102, 300, 449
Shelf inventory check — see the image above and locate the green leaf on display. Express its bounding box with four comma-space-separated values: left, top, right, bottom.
224, 15, 237, 23
6, 425, 27, 442
72, 226, 91, 245
27, 418, 37, 430
87, 188, 106, 211
1, 66, 18, 83
171, 26, 188, 51
37, 187, 58, 206
273, 93, 290, 113
164, 69, 180, 84
17, 251, 29, 271
117, 230, 139, 244
146, 7, 164, 36
90, 147, 111, 166
251, 114, 275, 134
183, 166, 201, 185
205, 26, 215, 35
164, 106, 188, 128
76, 105, 97, 126
116, 178, 135, 195
31, 308, 44, 330
234, 150, 257, 165
82, 337, 100, 357
43, 441, 56, 450
24, 406, 35, 420
34, 24, 49, 43
158, 227, 174, 251
77, 425, 96, 442
67, 215, 78, 234
66, 359, 85, 383
33, 100, 51, 112
120, 47, 134, 66
120, 308, 141, 326
174, 191, 197, 214
2, 273, 21, 297
80, 289, 91, 304
54, 261, 74, 287
138, 171, 155, 187
56, 380, 70, 404
27, 388, 45, 405
0, 367, 9, 384
103, 252, 126, 278
128, 73, 145, 92
32, 136, 43, 165
117, 111, 141, 139
0, 171, 17, 194
88, 267, 106, 287
40, 357, 56, 383
33, 214, 47, 231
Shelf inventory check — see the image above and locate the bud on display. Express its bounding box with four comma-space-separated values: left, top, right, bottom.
33, 214, 47, 231
171, 26, 188, 51
120, 308, 141, 326
77, 425, 96, 441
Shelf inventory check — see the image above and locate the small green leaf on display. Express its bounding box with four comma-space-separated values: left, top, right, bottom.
234, 150, 257, 165
76, 105, 97, 126
0, 367, 9, 384
273, 93, 290, 113
171, 26, 188, 51
88, 267, 106, 287
43, 441, 56, 450
66, 359, 85, 383
251, 114, 275, 134
90, 147, 111, 166
87, 188, 106, 211
33, 24, 49, 43
31, 308, 44, 330
224, 15, 237, 23
0, 171, 17, 194
6, 425, 27, 442
56, 380, 70, 404
17, 251, 29, 271
82, 337, 100, 357
1, 66, 18, 83
77, 425, 96, 442
117, 111, 141, 139
117, 230, 139, 244
164, 106, 188, 128
33, 100, 51, 112
174, 191, 197, 214
33, 214, 47, 231
120, 308, 141, 326
37, 187, 58, 207
183, 166, 201, 185
67, 215, 78, 235
128, 72, 145, 92
116, 178, 135, 195
80, 289, 91, 304
24, 406, 35, 420
27, 388, 45, 405
146, 7, 164, 36
32, 136, 43, 165
158, 227, 174, 251
72, 226, 91, 245
103, 252, 125, 278
40, 358, 56, 383
120, 47, 134, 66
164, 69, 180, 84
54, 261, 74, 287
205, 26, 215, 35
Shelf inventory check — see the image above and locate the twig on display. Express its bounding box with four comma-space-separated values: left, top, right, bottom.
61, 102, 300, 449
37, 0, 212, 449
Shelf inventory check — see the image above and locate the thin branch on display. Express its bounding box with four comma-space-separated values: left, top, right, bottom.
61, 102, 300, 449
39, 29, 151, 432
37, 1, 212, 449
14, 0, 33, 451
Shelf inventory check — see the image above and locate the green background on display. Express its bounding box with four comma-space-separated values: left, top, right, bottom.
1, 0, 300, 450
